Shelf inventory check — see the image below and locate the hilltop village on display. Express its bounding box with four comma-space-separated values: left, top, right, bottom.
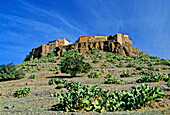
24, 33, 146, 61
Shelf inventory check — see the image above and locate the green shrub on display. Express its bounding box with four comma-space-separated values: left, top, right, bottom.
161, 60, 170, 66
47, 78, 67, 85
103, 77, 121, 84
117, 62, 123, 67
127, 63, 135, 67
88, 70, 103, 78
167, 79, 170, 87
101, 63, 108, 69
85, 51, 92, 55
99, 54, 105, 59
93, 57, 100, 63
91, 48, 98, 54
131, 72, 138, 75
148, 62, 154, 66
64, 81, 83, 91
60, 49, 92, 76
139, 70, 148, 75
0, 63, 25, 81
52, 83, 164, 112
147, 66, 160, 71
162, 67, 169, 70
49, 66, 60, 71
29, 75, 35, 79
105, 73, 113, 78
136, 66, 143, 70
120, 71, 132, 77
55, 84, 64, 89
14, 87, 31, 98
137, 73, 169, 83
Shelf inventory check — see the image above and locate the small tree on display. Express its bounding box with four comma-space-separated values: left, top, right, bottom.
60, 49, 92, 76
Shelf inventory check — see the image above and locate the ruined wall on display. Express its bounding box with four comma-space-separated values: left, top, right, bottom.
49, 40, 58, 51
41, 44, 50, 56
75, 35, 92, 43
24, 38, 71, 61
122, 35, 132, 45
114, 33, 132, 45
115, 33, 123, 45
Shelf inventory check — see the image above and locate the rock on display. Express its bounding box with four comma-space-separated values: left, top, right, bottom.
159, 103, 165, 107
4, 105, 15, 109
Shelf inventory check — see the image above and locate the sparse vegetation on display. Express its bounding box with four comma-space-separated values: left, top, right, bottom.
14, 87, 31, 98
0, 63, 25, 81
88, 70, 103, 78
0, 49, 170, 114
137, 73, 169, 83
136, 66, 143, 70
47, 78, 67, 85
127, 63, 135, 67
29, 74, 35, 79
105, 73, 113, 78
120, 71, 132, 77
167, 79, 170, 87
103, 77, 121, 84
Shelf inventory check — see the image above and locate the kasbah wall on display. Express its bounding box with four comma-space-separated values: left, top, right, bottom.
24, 33, 146, 61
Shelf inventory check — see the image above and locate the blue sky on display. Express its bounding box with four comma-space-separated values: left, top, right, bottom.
0, 0, 170, 65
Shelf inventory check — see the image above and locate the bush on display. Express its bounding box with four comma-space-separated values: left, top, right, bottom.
47, 78, 67, 85
105, 73, 113, 78
14, 87, 31, 98
91, 48, 98, 54
52, 82, 164, 112
116, 62, 123, 67
93, 57, 99, 63
103, 77, 121, 84
127, 63, 135, 67
136, 66, 143, 70
0, 63, 25, 81
161, 60, 170, 66
29, 75, 35, 79
55, 84, 64, 89
101, 63, 108, 69
120, 71, 132, 77
139, 70, 149, 75
147, 66, 160, 71
137, 73, 169, 83
167, 79, 170, 87
49, 66, 60, 71
162, 67, 169, 70
60, 49, 92, 76
88, 70, 103, 78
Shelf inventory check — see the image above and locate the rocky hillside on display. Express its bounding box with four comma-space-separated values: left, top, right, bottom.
0, 49, 170, 114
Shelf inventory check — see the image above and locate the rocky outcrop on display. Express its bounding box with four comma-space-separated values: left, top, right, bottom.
24, 33, 146, 61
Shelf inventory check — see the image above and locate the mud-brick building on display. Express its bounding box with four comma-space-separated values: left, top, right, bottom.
24, 33, 146, 61
25, 38, 71, 60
